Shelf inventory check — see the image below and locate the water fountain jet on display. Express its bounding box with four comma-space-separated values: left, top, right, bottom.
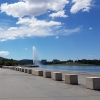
32, 46, 39, 67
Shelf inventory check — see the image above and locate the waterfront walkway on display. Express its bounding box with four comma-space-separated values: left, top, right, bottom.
0, 68, 100, 100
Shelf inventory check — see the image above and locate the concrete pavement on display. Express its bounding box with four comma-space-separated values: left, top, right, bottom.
0, 68, 100, 100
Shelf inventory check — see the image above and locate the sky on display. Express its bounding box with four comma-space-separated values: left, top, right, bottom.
0, 0, 100, 61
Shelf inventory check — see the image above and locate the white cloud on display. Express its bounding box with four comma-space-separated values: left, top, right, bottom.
49, 10, 68, 18
0, 16, 62, 42
1, 0, 69, 18
0, 25, 81, 41
0, 28, 3, 31
70, 0, 93, 13
64, 27, 81, 35
16, 17, 61, 27
0, 51, 9, 56
25, 48, 28, 50
55, 36, 59, 39
0, 26, 52, 41
8, 27, 18, 31
89, 27, 92, 30
0, 0, 85, 42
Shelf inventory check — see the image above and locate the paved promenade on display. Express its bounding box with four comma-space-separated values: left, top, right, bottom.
0, 68, 100, 100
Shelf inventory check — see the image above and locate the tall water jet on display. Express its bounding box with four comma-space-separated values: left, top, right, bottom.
32, 46, 39, 66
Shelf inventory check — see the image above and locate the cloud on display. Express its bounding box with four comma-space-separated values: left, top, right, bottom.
0, 26, 53, 41
1, 0, 69, 18
70, 0, 94, 13
0, 16, 62, 41
8, 27, 18, 31
49, 10, 68, 18
64, 27, 81, 35
55, 36, 59, 39
0, 51, 9, 56
89, 27, 92, 30
25, 48, 28, 50
16, 17, 61, 27
0, 0, 85, 42
0, 25, 81, 41
0, 28, 3, 31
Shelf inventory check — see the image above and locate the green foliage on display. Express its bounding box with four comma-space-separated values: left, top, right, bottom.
41, 59, 100, 66
0, 58, 18, 66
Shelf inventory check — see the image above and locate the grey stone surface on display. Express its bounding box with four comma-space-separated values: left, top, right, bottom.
43, 71, 51, 78
65, 74, 78, 85
0, 67, 100, 100
86, 77, 100, 90
52, 72, 62, 81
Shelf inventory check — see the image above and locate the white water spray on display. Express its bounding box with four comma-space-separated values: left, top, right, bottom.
32, 46, 39, 65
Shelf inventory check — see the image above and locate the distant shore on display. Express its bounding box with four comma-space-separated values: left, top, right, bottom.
44, 62, 97, 66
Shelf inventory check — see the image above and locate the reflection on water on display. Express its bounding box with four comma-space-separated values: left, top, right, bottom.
39, 65, 100, 72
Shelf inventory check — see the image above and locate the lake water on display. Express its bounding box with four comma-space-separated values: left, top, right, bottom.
39, 65, 100, 73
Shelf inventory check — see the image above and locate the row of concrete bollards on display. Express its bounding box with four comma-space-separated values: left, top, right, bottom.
9, 66, 100, 90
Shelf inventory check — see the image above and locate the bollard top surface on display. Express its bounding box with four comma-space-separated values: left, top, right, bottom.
65, 74, 77, 76
86, 77, 100, 79
53, 72, 62, 73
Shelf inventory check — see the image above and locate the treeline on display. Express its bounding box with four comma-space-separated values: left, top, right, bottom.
0, 58, 33, 66
18, 59, 33, 65
41, 60, 73, 65
0, 58, 18, 66
41, 59, 100, 65
75, 59, 100, 65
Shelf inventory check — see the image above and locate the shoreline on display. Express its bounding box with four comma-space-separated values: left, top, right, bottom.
42, 63, 98, 66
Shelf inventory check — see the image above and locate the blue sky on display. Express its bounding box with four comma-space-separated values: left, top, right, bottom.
0, 0, 100, 61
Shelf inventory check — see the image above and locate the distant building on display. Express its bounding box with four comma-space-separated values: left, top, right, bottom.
52, 59, 60, 63
41, 59, 47, 64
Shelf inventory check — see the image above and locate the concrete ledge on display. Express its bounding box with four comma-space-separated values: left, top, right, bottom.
32, 70, 43, 76
43, 71, 51, 78
52, 72, 62, 81
65, 74, 78, 85
86, 77, 100, 90
9, 66, 13, 70
9, 66, 11, 69
27, 69, 32, 74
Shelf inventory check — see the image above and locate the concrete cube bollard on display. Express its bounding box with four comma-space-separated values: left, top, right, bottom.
43, 71, 51, 78
24, 68, 28, 73
27, 69, 32, 74
13, 67, 16, 70
52, 72, 62, 81
32, 70, 34, 75
17, 67, 20, 71
19, 67, 22, 72
32, 70, 43, 76
65, 74, 78, 85
21, 68, 24, 72
16, 67, 18, 71
86, 77, 100, 90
